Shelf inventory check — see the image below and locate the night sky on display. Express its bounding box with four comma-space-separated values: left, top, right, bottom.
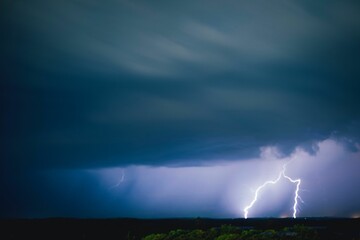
1, 0, 360, 218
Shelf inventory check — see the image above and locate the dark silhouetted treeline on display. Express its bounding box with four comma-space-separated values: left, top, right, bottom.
0, 218, 359, 240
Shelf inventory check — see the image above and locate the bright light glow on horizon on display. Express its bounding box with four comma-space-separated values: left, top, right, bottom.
86, 139, 359, 218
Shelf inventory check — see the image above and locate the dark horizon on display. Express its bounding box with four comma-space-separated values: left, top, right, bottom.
1, 217, 359, 240
2, 216, 359, 220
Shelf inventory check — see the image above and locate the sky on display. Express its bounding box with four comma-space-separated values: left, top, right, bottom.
1, 0, 360, 218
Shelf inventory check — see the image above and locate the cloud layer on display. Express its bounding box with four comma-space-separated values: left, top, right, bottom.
1, 0, 360, 169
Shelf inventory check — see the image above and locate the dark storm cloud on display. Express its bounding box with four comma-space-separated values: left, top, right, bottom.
1, 0, 360, 169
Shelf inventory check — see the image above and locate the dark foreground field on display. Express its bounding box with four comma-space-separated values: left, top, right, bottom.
1, 217, 359, 240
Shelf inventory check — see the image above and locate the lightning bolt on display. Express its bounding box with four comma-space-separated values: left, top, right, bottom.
243, 162, 301, 219
109, 169, 125, 189
283, 171, 301, 218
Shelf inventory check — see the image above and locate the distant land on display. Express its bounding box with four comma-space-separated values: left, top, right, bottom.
1, 217, 359, 240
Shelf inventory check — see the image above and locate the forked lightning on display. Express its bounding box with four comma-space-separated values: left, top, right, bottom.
244, 162, 301, 219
